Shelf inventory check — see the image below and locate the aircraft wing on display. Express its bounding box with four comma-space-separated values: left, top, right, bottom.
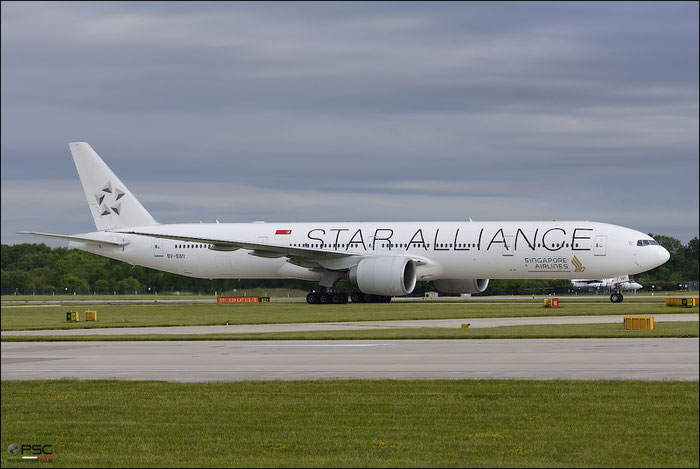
118, 229, 351, 259
116, 228, 431, 270
18, 231, 130, 247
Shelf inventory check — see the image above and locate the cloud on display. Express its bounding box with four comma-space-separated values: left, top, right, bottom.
2, 2, 698, 245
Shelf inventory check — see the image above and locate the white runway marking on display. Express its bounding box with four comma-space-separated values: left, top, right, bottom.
208, 343, 390, 347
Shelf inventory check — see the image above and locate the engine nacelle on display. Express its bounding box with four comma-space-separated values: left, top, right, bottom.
349, 257, 417, 297
433, 278, 489, 294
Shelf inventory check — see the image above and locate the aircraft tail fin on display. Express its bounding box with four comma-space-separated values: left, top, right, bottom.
69, 142, 158, 231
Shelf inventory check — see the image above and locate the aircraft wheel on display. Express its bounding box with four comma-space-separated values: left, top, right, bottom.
319, 293, 329, 304
306, 293, 318, 304
330, 293, 342, 304
610, 293, 623, 303
350, 292, 364, 303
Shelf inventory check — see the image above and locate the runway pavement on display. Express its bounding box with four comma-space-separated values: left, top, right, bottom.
2, 338, 697, 382
2, 313, 697, 336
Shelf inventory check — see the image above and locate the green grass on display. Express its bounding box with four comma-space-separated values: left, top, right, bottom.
3, 290, 697, 303
2, 321, 698, 342
2, 301, 697, 332
0, 288, 311, 302
1, 380, 697, 468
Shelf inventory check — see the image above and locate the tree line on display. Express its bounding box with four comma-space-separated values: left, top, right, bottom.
0, 243, 315, 296
1, 234, 697, 296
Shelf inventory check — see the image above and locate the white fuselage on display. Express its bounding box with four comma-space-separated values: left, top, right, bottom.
69, 221, 668, 282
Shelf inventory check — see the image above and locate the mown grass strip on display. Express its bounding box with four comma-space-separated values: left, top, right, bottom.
2, 379, 697, 468
3, 290, 697, 303
2, 301, 694, 331
3, 321, 697, 342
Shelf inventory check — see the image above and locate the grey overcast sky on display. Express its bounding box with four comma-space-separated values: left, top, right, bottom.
2, 1, 698, 246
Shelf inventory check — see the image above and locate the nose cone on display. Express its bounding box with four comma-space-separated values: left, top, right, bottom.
658, 247, 670, 265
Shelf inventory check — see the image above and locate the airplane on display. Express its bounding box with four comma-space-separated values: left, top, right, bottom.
20, 143, 670, 304
572, 275, 643, 300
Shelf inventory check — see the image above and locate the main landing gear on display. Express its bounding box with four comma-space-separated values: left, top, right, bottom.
305, 291, 392, 304
349, 292, 392, 303
610, 291, 624, 303
306, 291, 348, 304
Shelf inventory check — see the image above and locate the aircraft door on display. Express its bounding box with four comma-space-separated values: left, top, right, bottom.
594, 235, 607, 256
153, 238, 164, 257
502, 235, 514, 256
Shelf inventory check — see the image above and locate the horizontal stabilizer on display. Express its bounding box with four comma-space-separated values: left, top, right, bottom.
18, 231, 130, 247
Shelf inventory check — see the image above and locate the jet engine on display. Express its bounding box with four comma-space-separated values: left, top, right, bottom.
349, 257, 417, 296
433, 278, 489, 294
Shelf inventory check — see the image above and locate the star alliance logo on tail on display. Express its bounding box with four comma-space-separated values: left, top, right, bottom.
572, 256, 586, 273
95, 181, 125, 217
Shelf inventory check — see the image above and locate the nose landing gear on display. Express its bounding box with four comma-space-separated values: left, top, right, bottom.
610, 291, 624, 303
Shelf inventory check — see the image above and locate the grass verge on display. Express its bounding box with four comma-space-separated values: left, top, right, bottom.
2, 379, 698, 468
2, 321, 698, 342
2, 290, 697, 303
3, 301, 697, 331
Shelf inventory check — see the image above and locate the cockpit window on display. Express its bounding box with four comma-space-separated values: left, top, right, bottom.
637, 239, 659, 246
